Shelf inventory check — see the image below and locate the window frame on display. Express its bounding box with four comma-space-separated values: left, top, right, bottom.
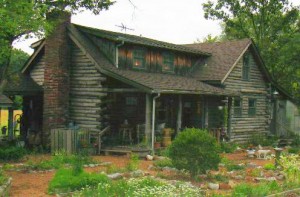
242, 53, 250, 80
233, 98, 242, 117
248, 98, 256, 117
162, 52, 175, 73
132, 48, 146, 70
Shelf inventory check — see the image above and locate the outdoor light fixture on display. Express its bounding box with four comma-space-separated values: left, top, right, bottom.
218, 106, 224, 110
273, 90, 279, 95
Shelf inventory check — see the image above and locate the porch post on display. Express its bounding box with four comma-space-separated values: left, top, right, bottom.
205, 98, 209, 128
145, 94, 151, 146
176, 95, 182, 132
8, 107, 14, 140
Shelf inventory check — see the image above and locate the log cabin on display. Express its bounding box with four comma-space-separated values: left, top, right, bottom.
2, 12, 291, 150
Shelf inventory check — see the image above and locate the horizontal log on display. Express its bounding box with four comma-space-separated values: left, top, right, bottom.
70, 102, 101, 107
70, 91, 107, 97
69, 106, 102, 111
70, 98, 101, 103
70, 116, 101, 122
69, 109, 101, 114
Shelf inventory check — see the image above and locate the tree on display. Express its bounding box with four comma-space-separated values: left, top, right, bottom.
203, 0, 300, 98
0, 0, 114, 92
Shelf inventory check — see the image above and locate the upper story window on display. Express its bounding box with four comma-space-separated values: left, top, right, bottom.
133, 48, 146, 69
233, 98, 242, 117
248, 98, 256, 116
242, 53, 250, 80
162, 52, 174, 72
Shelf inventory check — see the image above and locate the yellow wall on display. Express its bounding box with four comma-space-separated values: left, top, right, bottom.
0, 110, 22, 136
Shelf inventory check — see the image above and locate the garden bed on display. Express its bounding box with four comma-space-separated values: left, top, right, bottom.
0, 177, 12, 196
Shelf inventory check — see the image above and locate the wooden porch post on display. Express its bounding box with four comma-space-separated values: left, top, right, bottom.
205, 98, 209, 128
8, 107, 14, 140
176, 95, 182, 132
145, 94, 151, 146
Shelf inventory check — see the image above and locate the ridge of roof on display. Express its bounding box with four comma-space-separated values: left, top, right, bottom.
73, 24, 211, 56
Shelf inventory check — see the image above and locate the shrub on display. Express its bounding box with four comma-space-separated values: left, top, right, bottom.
220, 157, 245, 171
288, 147, 300, 154
0, 146, 26, 161
232, 181, 281, 197
279, 154, 300, 185
168, 128, 221, 177
248, 133, 278, 147
154, 158, 173, 168
74, 177, 203, 197
264, 163, 276, 170
48, 168, 110, 194
126, 154, 140, 171
220, 142, 237, 153
0, 169, 8, 186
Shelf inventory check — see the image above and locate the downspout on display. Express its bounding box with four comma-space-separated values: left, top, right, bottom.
115, 40, 125, 68
152, 93, 160, 155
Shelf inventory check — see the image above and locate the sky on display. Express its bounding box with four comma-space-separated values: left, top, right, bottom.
14, 0, 222, 54
14, 0, 300, 54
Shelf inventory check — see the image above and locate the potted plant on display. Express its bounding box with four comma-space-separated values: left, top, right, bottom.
154, 136, 162, 148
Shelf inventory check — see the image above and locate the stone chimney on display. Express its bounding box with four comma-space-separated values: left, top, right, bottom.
43, 11, 71, 147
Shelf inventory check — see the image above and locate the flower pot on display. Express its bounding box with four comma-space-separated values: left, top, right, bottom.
154, 142, 161, 149
163, 128, 172, 137
162, 137, 171, 147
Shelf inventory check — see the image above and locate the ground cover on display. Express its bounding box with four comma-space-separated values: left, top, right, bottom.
1, 146, 299, 196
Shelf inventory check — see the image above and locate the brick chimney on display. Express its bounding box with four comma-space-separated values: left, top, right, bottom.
43, 11, 71, 147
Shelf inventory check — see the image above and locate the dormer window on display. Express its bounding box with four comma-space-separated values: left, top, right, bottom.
242, 53, 250, 80
133, 48, 146, 69
162, 52, 174, 72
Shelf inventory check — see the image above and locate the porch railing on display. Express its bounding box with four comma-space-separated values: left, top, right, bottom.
209, 128, 224, 143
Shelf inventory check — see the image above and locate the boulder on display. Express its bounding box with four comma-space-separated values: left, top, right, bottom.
107, 173, 123, 180
208, 183, 219, 190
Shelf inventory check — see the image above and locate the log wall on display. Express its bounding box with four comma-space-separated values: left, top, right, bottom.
69, 43, 107, 132
224, 50, 271, 143
30, 55, 45, 86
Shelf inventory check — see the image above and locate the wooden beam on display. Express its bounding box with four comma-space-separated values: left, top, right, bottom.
104, 88, 142, 93
176, 95, 182, 132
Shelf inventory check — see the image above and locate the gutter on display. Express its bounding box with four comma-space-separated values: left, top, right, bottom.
115, 40, 125, 68
151, 93, 161, 155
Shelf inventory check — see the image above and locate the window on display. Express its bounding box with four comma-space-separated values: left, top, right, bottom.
248, 98, 256, 116
242, 53, 250, 80
233, 98, 242, 117
162, 52, 174, 72
132, 48, 146, 69
126, 97, 138, 105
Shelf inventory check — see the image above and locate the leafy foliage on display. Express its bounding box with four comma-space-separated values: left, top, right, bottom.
48, 168, 110, 194
0, 146, 27, 161
279, 154, 300, 185
125, 154, 140, 171
168, 128, 221, 176
0, 0, 114, 92
232, 181, 281, 197
154, 157, 174, 168
220, 142, 237, 153
202, 0, 300, 98
74, 177, 203, 197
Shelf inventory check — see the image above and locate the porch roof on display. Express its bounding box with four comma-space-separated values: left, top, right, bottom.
3, 73, 43, 96
68, 24, 239, 96
0, 94, 13, 108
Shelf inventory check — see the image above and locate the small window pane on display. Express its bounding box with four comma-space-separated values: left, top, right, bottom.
234, 98, 242, 117
248, 99, 256, 116
162, 52, 174, 72
126, 97, 138, 105
133, 49, 146, 69
242, 53, 250, 80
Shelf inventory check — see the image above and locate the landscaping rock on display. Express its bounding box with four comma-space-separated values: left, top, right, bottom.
146, 155, 154, 161
100, 162, 112, 166
276, 174, 285, 180
130, 170, 145, 177
162, 167, 178, 172
228, 180, 237, 188
154, 156, 167, 160
219, 183, 231, 190
208, 183, 219, 190
108, 173, 123, 180
266, 177, 277, 181
89, 164, 96, 168
233, 175, 244, 180
247, 163, 258, 168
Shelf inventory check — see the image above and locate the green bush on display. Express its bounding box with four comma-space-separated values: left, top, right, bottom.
264, 163, 276, 170
248, 134, 278, 146
168, 128, 221, 177
220, 157, 245, 171
220, 142, 237, 153
232, 181, 281, 197
288, 147, 300, 154
0, 146, 26, 161
126, 154, 140, 171
48, 168, 110, 194
154, 158, 173, 168
0, 169, 8, 186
